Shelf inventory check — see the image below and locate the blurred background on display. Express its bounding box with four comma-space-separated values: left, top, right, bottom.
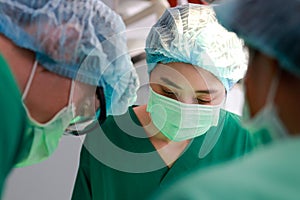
3, 0, 243, 199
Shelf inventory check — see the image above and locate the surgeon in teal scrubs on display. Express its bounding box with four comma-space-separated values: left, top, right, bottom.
72, 4, 256, 200
0, 0, 138, 198
150, 0, 300, 199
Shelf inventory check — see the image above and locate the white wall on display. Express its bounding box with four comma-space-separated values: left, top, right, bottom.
3, 136, 84, 200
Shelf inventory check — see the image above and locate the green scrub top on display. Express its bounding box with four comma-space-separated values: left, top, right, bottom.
72, 106, 255, 200
151, 136, 300, 200
0, 55, 30, 198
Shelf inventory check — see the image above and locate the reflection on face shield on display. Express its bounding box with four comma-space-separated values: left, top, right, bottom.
65, 86, 106, 136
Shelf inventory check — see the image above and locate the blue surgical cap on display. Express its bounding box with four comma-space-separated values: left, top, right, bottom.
145, 4, 247, 91
214, 0, 300, 77
0, 0, 139, 115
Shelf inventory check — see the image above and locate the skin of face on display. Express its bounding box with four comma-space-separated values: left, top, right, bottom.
244, 48, 278, 117
135, 62, 226, 158
245, 47, 300, 135
0, 34, 97, 123
149, 62, 226, 106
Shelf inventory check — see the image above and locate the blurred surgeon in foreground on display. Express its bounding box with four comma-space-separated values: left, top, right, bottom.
151, 0, 300, 199
71, 4, 257, 200
0, 0, 139, 198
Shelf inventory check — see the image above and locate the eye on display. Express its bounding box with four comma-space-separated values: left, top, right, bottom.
196, 97, 211, 104
163, 88, 175, 95
161, 87, 178, 100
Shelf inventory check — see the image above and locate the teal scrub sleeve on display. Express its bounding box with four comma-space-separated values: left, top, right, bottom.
0, 55, 31, 198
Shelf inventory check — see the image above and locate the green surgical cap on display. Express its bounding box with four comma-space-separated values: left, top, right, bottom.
214, 0, 300, 77
145, 3, 247, 91
0, 0, 139, 115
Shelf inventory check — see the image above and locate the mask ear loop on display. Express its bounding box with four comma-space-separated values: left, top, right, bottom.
265, 70, 281, 105
22, 60, 38, 101
67, 80, 76, 120
68, 80, 75, 106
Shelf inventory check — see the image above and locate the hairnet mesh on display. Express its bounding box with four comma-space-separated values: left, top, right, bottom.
214, 0, 300, 77
145, 4, 247, 91
0, 0, 139, 115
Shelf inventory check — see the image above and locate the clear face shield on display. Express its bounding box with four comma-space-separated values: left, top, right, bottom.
21, 59, 107, 137
64, 83, 107, 136
147, 63, 226, 144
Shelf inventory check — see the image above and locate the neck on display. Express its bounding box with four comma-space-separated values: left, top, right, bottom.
276, 70, 300, 136
279, 105, 300, 136
133, 105, 191, 168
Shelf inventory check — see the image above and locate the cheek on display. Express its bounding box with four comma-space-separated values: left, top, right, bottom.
46, 77, 71, 111
25, 73, 71, 123
244, 62, 269, 116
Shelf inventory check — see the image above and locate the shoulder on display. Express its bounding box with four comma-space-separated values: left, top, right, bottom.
85, 108, 133, 144
222, 109, 242, 126
101, 106, 138, 130
221, 109, 249, 137
213, 109, 255, 154
155, 138, 300, 199
84, 106, 148, 153
0, 55, 28, 168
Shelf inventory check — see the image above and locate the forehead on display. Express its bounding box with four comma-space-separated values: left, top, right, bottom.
150, 62, 223, 91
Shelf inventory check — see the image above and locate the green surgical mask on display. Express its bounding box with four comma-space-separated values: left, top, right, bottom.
16, 104, 75, 167
147, 88, 222, 141
16, 60, 75, 167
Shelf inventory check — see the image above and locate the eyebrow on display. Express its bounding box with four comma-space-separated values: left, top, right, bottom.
195, 90, 217, 94
160, 77, 218, 94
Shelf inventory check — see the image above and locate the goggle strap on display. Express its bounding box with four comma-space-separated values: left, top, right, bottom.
96, 86, 107, 124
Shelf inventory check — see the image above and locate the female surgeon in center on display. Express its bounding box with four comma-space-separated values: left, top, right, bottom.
72, 4, 255, 200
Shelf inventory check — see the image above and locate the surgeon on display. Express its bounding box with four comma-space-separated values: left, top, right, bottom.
0, 0, 139, 198
150, 0, 300, 199
71, 4, 256, 200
